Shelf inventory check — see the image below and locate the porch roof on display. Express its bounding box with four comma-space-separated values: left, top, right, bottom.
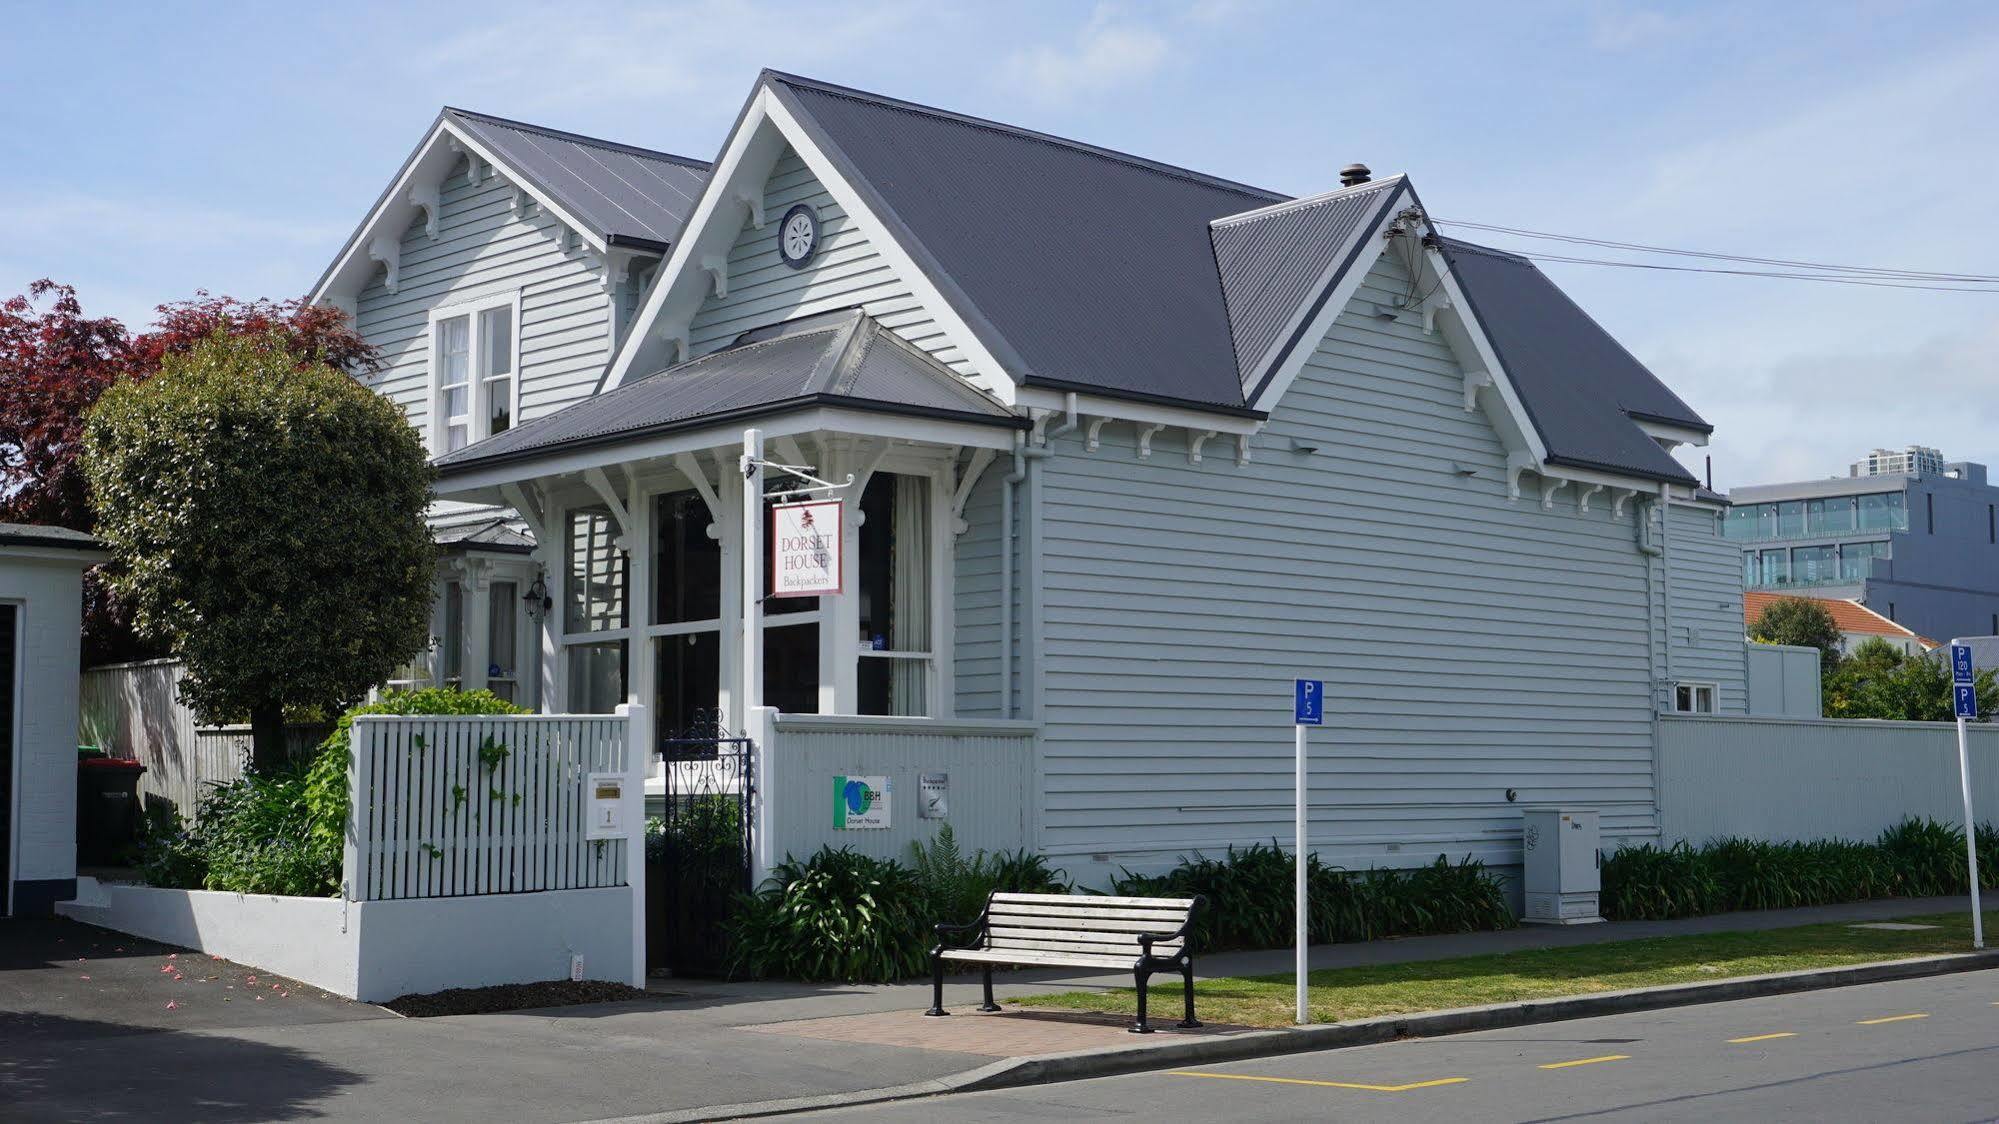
433, 310, 1025, 480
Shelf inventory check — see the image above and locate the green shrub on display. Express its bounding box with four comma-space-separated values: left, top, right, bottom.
1603, 818, 1991, 922
1112, 843, 1513, 952
729, 847, 933, 982
195, 767, 330, 896
129, 806, 208, 890
907, 823, 1069, 927
301, 687, 527, 876
1876, 817, 1966, 896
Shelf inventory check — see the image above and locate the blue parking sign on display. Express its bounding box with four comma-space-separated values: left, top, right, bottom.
1952, 644, 1975, 685
1957, 684, 1980, 720
1294, 679, 1324, 726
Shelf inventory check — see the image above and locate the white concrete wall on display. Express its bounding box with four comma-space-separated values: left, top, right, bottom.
1658, 714, 1999, 845
352, 887, 631, 1001
4, 552, 89, 913
59, 883, 360, 996
59, 882, 634, 1003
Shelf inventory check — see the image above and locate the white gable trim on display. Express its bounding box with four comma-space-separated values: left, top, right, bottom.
599, 85, 1015, 403
308, 116, 608, 310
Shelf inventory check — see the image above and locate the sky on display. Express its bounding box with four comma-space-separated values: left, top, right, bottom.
3, 0, 1995, 491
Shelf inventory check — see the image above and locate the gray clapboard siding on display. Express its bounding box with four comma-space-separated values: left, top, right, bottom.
355, 158, 612, 439
685, 150, 970, 373
1031, 251, 1670, 878
1664, 501, 1748, 711
954, 463, 1006, 718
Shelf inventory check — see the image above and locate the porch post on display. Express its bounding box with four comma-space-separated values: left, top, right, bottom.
740, 429, 764, 718
463, 559, 491, 695
626, 471, 654, 762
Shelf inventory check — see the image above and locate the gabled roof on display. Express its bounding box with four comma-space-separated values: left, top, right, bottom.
1744, 592, 1937, 648
1437, 239, 1706, 486
1211, 177, 1408, 398
0, 523, 103, 552
764, 72, 1281, 414
309, 108, 710, 305
444, 108, 710, 250
434, 310, 1024, 476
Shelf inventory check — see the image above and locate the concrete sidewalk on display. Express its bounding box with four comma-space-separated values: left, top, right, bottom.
3, 896, 1979, 1122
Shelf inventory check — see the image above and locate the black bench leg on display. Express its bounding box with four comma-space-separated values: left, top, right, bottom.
979, 967, 1000, 1012
1178, 958, 1202, 1029
924, 952, 947, 1017
1129, 967, 1154, 1034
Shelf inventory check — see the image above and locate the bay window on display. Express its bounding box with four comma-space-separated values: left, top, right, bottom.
564, 506, 628, 713
429, 292, 519, 455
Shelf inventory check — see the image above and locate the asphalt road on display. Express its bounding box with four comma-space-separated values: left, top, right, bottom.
796, 967, 1999, 1123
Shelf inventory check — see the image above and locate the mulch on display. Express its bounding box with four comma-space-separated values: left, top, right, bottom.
381, 978, 666, 1018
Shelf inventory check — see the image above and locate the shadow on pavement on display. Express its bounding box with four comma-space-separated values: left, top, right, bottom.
0, 1010, 363, 1122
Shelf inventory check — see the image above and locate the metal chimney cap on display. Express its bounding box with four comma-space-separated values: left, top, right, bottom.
1339, 163, 1372, 187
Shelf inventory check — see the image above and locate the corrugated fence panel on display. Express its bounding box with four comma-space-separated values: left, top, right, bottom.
347, 714, 630, 901
1659, 714, 1999, 845
766, 716, 1036, 867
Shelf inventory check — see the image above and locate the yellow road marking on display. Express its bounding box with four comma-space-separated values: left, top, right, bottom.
1167, 1071, 1468, 1092
1728, 1032, 1797, 1044
1539, 1054, 1630, 1069
1857, 1013, 1930, 1025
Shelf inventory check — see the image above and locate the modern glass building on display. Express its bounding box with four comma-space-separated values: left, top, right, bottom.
1727, 452, 1999, 644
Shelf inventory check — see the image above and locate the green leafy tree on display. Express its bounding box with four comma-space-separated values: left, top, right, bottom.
1748, 596, 1845, 669
1825, 637, 1999, 721
81, 331, 435, 770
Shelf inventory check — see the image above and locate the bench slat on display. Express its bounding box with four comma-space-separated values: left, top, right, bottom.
988, 934, 1183, 958
989, 892, 1197, 910
985, 912, 1188, 934
985, 926, 1181, 951
940, 949, 1139, 970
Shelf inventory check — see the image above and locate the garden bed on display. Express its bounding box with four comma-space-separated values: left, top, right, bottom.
383, 978, 662, 1018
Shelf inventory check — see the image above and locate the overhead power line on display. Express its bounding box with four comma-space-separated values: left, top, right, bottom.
1434, 218, 1999, 293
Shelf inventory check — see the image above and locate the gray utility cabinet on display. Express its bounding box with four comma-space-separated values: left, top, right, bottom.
1521, 808, 1602, 924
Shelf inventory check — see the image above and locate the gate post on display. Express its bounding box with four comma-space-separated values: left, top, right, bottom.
619, 703, 649, 988
749, 706, 779, 889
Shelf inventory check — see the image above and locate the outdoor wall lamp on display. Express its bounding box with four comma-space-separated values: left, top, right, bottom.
523, 572, 553, 621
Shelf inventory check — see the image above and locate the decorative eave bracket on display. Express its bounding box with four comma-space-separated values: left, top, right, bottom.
1461, 367, 1493, 412
733, 188, 766, 229
367, 234, 400, 293
1136, 423, 1165, 459
408, 183, 441, 240
1187, 429, 1217, 465
701, 253, 729, 299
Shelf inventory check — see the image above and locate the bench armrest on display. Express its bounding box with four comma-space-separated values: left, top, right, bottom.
932, 914, 988, 950
1136, 894, 1207, 956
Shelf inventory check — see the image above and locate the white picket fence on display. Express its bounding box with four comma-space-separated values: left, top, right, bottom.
344, 711, 642, 902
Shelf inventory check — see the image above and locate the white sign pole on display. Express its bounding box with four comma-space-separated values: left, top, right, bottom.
1951, 640, 1983, 950
1295, 720, 1308, 1026
1958, 713, 1982, 949
740, 429, 764, 723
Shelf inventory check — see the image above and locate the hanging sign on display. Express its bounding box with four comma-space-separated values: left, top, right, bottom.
833, 775, 890, 829
771, 499, 842, 597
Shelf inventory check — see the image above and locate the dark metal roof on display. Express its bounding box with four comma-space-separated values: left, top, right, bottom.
0, 523, 104, 551
1211, 178, 1407, 397
764, 72, 1282, 414
432, 519, 535, 554
434, 310, 1023, 476
1437, 238, 1707, 486
445, 108, 710, 249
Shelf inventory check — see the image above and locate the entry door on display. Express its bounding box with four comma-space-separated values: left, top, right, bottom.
1, 604, 16, 917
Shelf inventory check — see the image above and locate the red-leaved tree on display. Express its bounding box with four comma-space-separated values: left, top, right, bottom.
0, 282, 382, 665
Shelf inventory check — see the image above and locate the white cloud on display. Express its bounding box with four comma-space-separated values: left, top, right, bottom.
1000, 5, 1171, 105
1588, 3, 1686, 51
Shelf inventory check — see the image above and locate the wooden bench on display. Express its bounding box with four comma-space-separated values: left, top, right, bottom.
924, 891, 1205, 1033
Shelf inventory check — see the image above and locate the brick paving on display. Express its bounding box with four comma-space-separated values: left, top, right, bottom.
741, 1005, 1260, 1058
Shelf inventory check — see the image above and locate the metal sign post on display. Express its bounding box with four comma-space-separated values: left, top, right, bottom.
1293, 678, 1323, 1025
1951, 641, 1983, 949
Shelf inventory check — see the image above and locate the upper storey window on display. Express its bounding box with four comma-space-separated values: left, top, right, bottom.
429, 293, 518, 453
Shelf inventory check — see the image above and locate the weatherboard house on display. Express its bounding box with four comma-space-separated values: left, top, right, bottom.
307, 71, 1745, 886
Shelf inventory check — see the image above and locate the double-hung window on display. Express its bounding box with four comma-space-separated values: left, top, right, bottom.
429, 293, 519, 454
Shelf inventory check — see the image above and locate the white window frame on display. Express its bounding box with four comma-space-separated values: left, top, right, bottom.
427, 290, 522, 455
1672, 682, 1718, 714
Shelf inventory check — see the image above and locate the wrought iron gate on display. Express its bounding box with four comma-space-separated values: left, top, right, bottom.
648, 711, 755, 977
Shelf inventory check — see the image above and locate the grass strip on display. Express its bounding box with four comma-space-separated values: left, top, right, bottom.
1016, 911, 1995, 1028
